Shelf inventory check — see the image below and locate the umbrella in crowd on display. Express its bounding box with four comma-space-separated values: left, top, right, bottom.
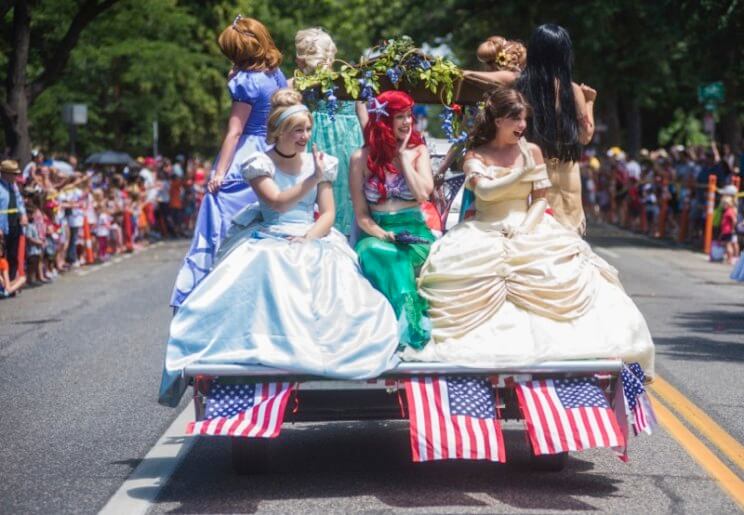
85, 151, 138, 167
44, 159, 75, 175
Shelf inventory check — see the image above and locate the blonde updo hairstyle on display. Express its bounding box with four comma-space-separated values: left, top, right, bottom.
295, 27, 337, 74
218, 16, 282, 71
266, 89, 313, 144
477, 36, 526, 72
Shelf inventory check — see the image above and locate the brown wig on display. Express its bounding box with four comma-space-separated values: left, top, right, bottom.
468, 86, 531, 149
218, 17, 282, 71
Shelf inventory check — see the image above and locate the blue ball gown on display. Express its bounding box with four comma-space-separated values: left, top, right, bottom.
159, 152, 400, 406
169, 69, 287, 308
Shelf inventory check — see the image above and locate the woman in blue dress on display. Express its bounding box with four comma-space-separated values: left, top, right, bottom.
170, 16, 287, 307
159, 90, 399, 406
292, 27, 367, 236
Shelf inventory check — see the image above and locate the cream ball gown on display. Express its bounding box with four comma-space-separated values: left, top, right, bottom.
401, 139, 654, 376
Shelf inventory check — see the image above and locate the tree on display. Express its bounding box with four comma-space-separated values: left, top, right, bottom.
1, 0, 119, 165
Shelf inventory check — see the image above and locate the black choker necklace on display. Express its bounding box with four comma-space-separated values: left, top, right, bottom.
274, 146, 297, 159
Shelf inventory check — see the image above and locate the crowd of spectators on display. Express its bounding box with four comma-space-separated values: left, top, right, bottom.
2, 139, 742, 298
580, 141, 743, 263
0, 151, 210, 298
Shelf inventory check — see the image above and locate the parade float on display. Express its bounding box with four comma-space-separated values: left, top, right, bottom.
166, 37, 656, 475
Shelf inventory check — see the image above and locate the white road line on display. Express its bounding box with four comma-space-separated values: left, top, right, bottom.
99, 402, 195, 515
595, 246, 620, 259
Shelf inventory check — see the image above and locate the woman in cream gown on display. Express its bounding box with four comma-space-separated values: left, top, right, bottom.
401, 87, 654, 375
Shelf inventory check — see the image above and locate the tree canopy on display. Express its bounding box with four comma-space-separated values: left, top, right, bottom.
1, 0, 741, 162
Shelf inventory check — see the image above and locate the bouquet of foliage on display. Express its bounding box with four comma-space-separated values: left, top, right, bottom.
293, 36, 463, 109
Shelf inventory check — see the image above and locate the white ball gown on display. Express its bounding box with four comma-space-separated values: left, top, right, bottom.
401, 139, 655, 376
159, 152, 399, 406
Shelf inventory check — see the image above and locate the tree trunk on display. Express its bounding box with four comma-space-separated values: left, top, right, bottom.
2, 0, 119, 165
3, 0, 33, 166
624, 96, 642, 159
602, 88, 621, 149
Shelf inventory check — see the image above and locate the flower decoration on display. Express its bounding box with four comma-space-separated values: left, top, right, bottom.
292, 36, 463, 119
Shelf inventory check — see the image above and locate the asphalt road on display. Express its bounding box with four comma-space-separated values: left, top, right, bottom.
1, 224, 742, 514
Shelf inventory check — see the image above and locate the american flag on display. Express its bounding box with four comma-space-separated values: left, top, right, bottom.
405, 376, 505, 462
622, 363, 657, 435
187, 381, 294, 437
515, 377, 625, 455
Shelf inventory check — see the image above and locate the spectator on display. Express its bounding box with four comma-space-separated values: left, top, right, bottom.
0, 234, 26, 297
24, 201, 48, 285
58, 173, 86, 267
0, 159, 28, 280
719, 186, 740, 264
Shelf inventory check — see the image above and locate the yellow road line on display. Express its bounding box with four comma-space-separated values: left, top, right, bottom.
650, 376, 744, 472
649, 394, 744, 509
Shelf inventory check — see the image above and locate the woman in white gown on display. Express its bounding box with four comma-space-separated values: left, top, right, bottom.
159, 89, 399, 406
401, 87, 654, 375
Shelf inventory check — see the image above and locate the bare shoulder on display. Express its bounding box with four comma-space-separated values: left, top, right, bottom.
464, 147, 486, 162
413, 143, 429, 156
528, 142, 545, 164
350, 147, 368, 163
350, 148, 369, 176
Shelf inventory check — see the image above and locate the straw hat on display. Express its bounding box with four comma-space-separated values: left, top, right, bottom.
0, 159, 21, 174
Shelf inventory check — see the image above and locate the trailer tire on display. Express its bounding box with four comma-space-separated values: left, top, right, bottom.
529, 450, 568, 472
231, 437, 270, 475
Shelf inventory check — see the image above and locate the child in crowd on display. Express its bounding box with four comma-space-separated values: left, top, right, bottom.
720, 192, 740, 264
94, 190, 112, 261
0, 235, 26, 297
105, 186, 124, 253
24, 201, 48, 285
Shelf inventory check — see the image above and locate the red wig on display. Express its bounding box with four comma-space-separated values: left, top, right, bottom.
363, 90, 424, 200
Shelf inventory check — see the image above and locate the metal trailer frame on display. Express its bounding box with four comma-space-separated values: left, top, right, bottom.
183, 359, 624, 474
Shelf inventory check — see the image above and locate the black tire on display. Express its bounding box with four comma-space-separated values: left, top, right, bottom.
231, 437, 270, 475
529, 450, 568, 472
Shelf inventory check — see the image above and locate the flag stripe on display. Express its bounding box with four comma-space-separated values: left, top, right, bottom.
430, 378, 449, 459
544, 382, 579, 452
408, 379, 428, 461
237, 382, 267, 436
530, 381, 557, 454
404, 380, 421, 461
424, 378, 443, 460
537, 381, 569, 452
515, 382, 549, 454
436, 378, 457, 459
469, 417, 484, 459
419, 379, 436, 461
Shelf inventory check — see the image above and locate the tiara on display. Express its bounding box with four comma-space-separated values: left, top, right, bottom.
231, 14, 256, 38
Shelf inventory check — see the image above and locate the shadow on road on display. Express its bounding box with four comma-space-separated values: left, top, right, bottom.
655, 335, 744, 363
134, 423, 620, 512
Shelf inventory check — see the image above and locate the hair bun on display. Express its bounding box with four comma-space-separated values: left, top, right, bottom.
476, 36, 526, 72
270, 88, 303, 108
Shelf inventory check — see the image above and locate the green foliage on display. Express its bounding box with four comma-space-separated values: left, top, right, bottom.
2, 0, 741, 156
658, 109, 710, 147
294, 36, 462, 105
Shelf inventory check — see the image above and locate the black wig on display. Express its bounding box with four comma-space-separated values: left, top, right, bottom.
517, 24, 581, 162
